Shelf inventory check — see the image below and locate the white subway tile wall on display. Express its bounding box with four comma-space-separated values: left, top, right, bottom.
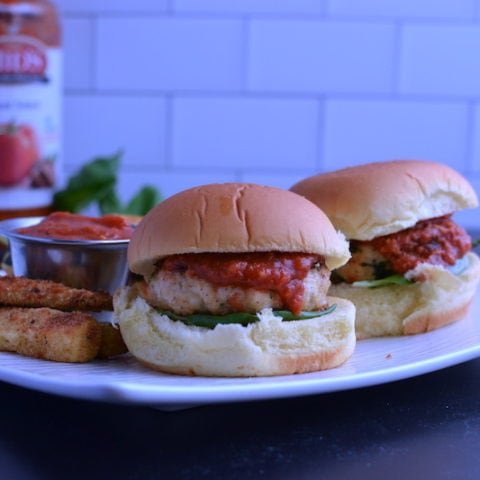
58, 0, 480, 225
248, 20, 396, 93
173, 0, 326, 15
64, 95, 168, 167
400, 25, 480, 97
172, 97, 320, 169
326, 0, 477, 19
63, 18, 93, 90
323, 99, 469, 169
96, 18, 244, 91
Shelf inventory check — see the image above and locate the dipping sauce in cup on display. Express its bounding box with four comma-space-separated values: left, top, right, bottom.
16, 211, 135, 241
0, 212, 137, 293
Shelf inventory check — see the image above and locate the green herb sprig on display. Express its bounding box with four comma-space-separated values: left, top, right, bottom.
53, 152, 161, 215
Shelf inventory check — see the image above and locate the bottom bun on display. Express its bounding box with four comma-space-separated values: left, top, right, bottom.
113, 287, 356, 377
330, 252, 480, 340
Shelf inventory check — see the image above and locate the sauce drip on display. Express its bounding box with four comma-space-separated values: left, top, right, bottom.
162, 252, 322, 315
16, 211, 134, 240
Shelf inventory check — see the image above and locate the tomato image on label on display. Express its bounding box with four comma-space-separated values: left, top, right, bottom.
0, 122, 39, 186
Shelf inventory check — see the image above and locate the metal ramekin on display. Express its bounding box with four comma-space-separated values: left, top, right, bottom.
0, 216, 130, 294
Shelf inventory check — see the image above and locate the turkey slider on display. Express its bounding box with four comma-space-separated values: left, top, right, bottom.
291, 160, 480, 339
114, 183, 355, 376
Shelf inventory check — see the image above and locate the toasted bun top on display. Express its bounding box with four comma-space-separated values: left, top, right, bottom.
128, 183, 350, 276
291, 160, 478, 240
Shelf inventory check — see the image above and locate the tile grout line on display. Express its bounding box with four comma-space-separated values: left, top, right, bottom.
62, 11, 480, 25
63, 88, 480, 104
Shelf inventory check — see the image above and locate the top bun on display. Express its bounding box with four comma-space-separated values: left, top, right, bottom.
291, 160, 478, 241
128, 183, 350, 276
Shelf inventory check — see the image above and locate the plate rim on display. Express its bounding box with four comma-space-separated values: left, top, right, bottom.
0, 338, 479, 406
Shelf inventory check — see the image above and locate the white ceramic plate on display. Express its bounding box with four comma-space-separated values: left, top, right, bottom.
0, 296, 479, 410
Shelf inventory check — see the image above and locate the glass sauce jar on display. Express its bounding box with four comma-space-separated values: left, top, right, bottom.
0, 0, 61, 220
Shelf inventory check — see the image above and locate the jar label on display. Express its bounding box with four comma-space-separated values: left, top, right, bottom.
0, 34, 61, 209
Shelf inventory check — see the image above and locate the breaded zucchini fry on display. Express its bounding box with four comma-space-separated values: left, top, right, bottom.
0, 307, 102, 362
96, 323, 128, 359
0, 276, 112, 311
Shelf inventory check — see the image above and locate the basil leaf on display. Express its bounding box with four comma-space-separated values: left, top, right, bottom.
157, 304, 337, 329
123, 186, 161, 216
53, 152, 162, 215
352, 275, 413, 289
53, 154, 120, 213
98, 189, 123, 215
473, 239, 480, 248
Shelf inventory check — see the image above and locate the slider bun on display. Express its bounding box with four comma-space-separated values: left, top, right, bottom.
329, 252, 480, 339
291, 160, 478, 240
114, 286, 356, 377
129, 183, 350, 276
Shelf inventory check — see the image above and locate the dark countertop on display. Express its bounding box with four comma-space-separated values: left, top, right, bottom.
1, 358, 480, 480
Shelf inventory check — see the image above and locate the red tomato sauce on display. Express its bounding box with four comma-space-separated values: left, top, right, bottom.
162, 252, 322, 315
16, 211, 134, 240
372, 215, 471, 274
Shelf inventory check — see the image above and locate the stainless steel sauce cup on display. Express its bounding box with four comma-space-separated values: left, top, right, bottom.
0, 217, 130, 294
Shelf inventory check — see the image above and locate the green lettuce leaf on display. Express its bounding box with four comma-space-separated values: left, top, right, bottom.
157, 304, 337, 329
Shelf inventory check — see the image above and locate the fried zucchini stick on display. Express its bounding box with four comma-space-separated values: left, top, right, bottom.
0, 276, 113, 311
96, 323, 128, 359
0, 307, 102, 362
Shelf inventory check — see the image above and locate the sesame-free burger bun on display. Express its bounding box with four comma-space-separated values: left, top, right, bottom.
114, 286, 356, 377
291, 160, 478, 241
128, 183, 351, 276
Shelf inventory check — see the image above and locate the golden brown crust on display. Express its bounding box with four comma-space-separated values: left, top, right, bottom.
403, 299, 472, 335
291, 160, 478, 240
275, 343, 355, 375
128, 183, 350, 276
0, 307, 102, 362
138, 340, 355, 376
96, 324, 128, 359
0, 276, 113, 311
